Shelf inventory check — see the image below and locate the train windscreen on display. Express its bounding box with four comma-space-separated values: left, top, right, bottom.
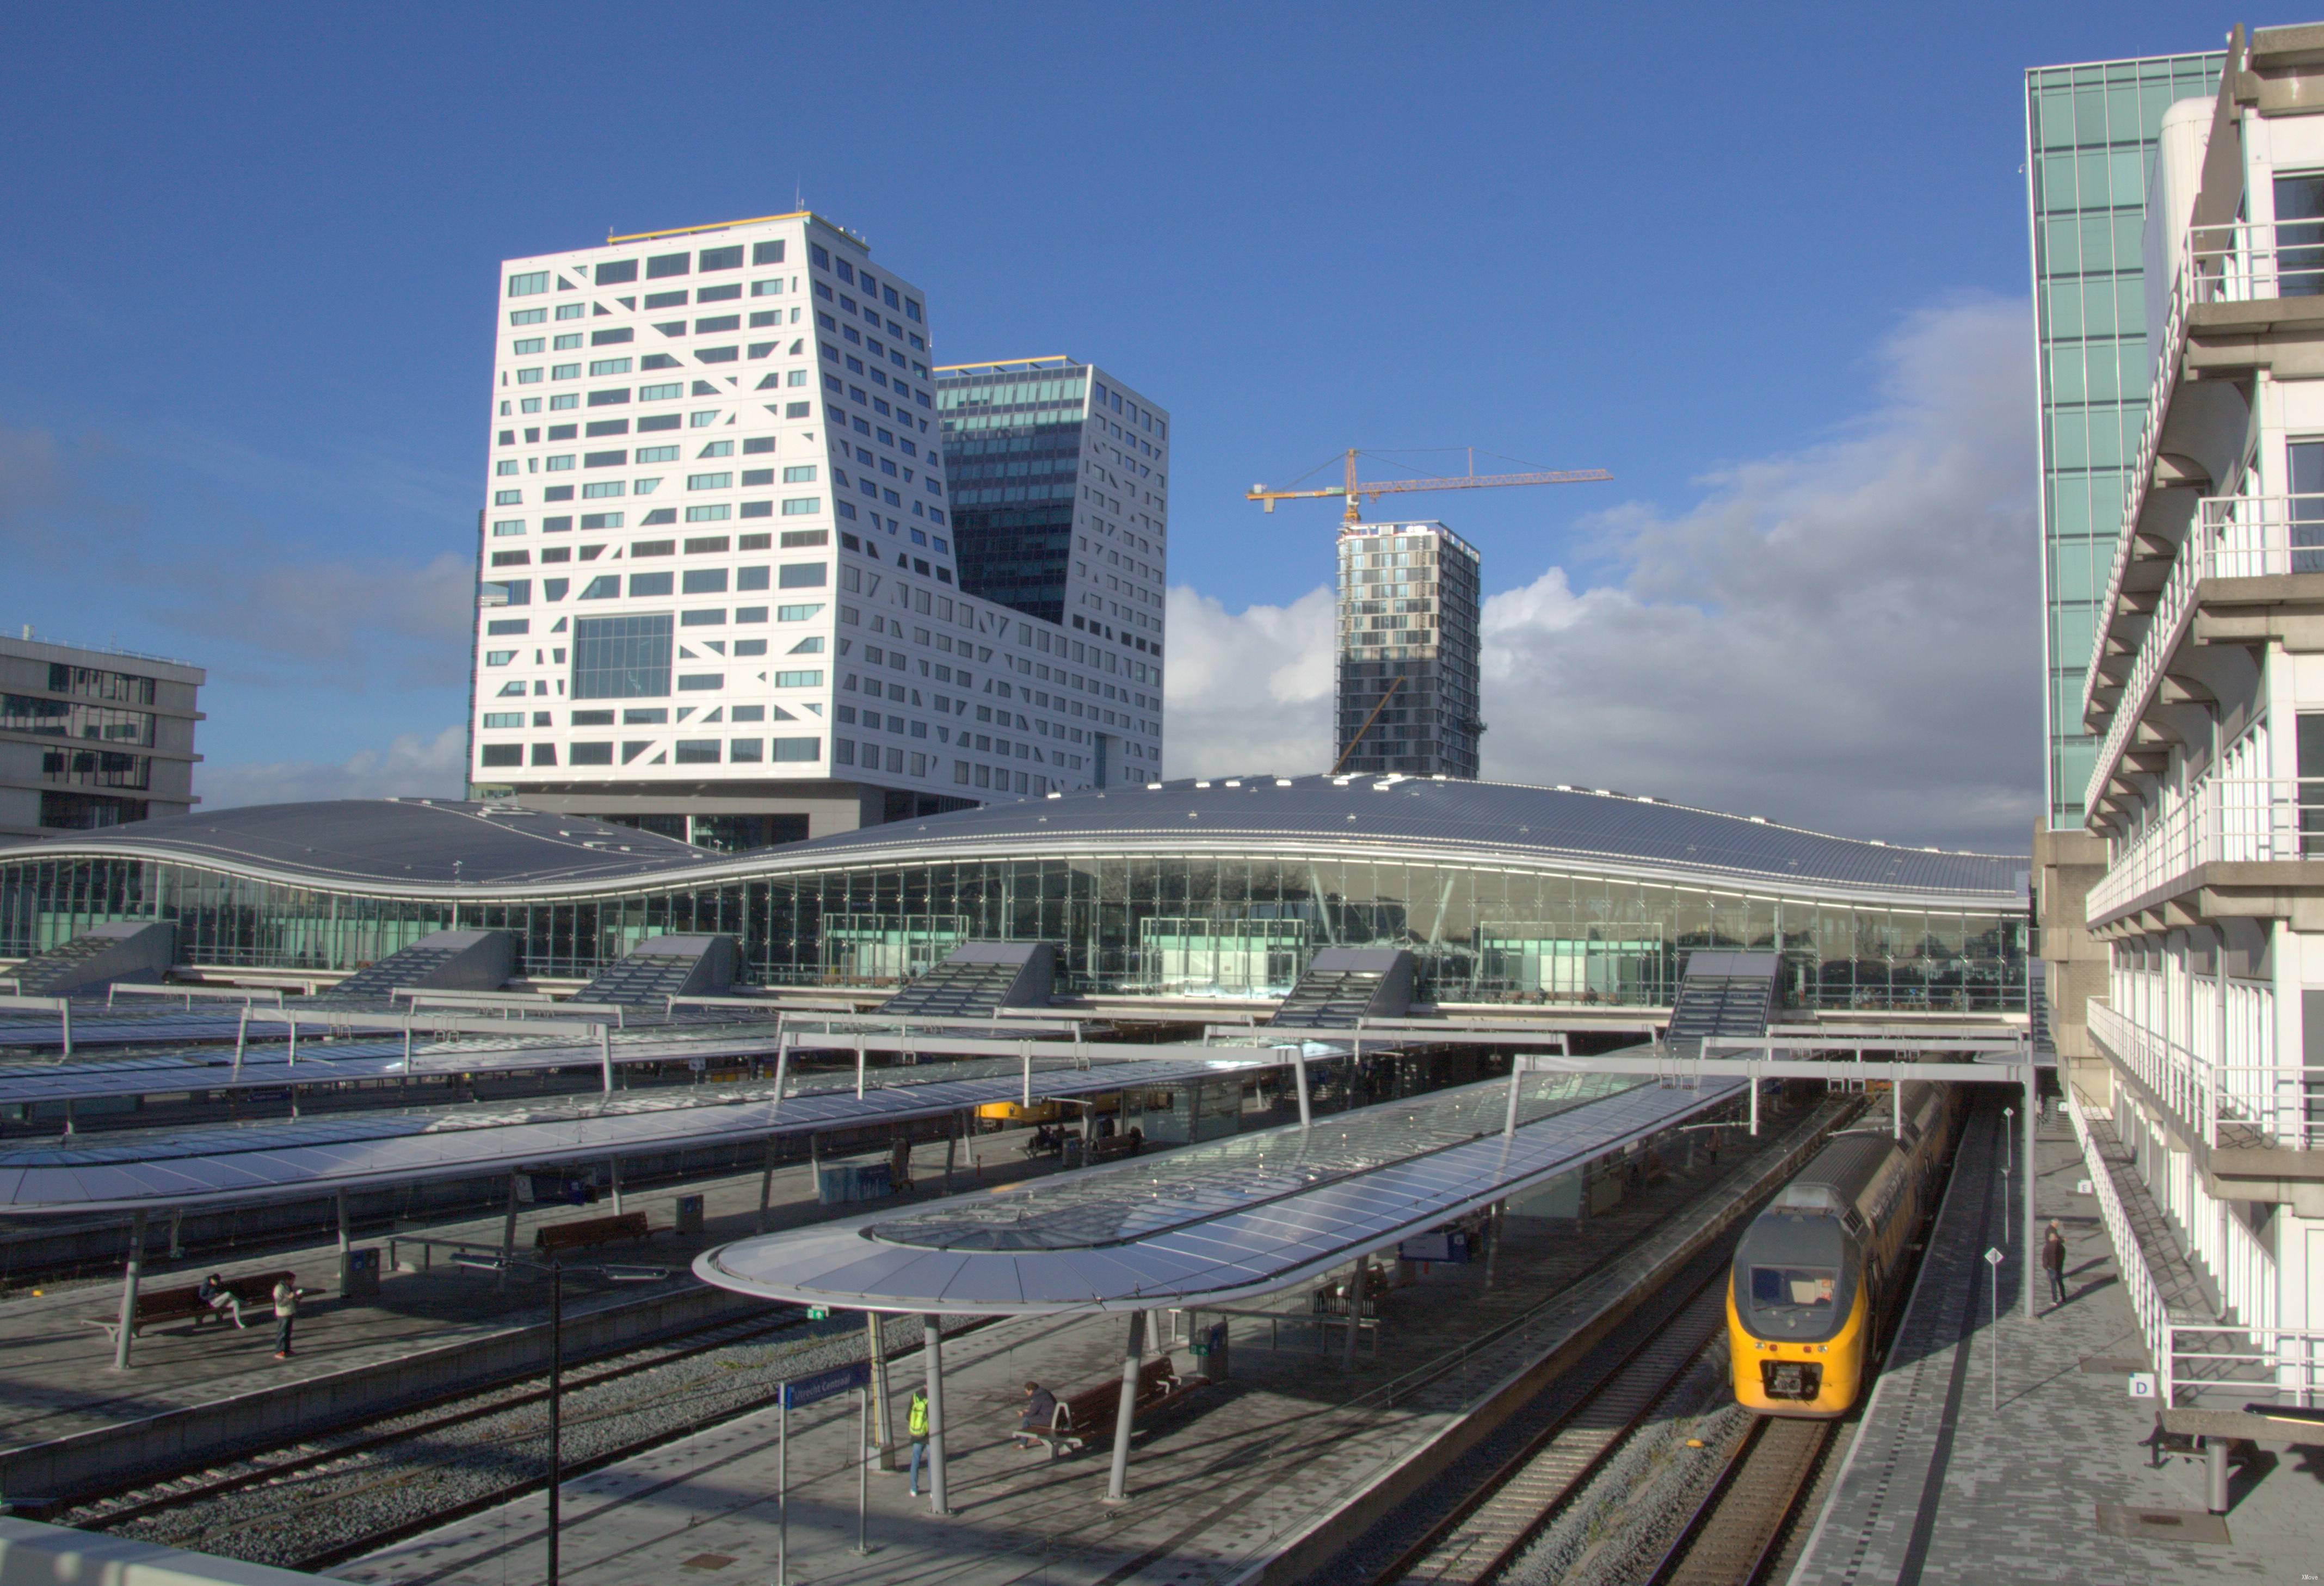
1750, 1266, 1838, 1317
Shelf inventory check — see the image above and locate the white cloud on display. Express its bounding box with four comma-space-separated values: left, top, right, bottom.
1161, 299, 2042, 853
198, 724, 468, 810
151, 552, 477, 688
1163, 584, 1337, 777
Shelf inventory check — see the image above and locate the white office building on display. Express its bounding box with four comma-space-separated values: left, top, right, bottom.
2039, 27, 2324, 1414
935, 356, 1168, 788
468, 213, 1126, 846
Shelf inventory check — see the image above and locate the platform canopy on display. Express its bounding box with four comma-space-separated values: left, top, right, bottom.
0, 1053, 1264, 1215
695, 1070, 1746, 1316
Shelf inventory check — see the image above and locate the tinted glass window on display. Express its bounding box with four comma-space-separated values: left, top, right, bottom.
571, 613, 672, 698
646, 251, 691, 279
595, 260, 638, 285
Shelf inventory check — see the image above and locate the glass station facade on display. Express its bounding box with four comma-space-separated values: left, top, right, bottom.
0, 848, 2026, 1013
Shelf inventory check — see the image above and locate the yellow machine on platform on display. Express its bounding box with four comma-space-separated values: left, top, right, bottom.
1728, 1083, 1964, 1418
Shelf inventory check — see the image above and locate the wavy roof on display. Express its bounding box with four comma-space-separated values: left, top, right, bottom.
0, 776, 2026, 907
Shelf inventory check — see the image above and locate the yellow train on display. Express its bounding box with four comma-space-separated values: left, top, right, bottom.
1729, 1083, 1964, 1417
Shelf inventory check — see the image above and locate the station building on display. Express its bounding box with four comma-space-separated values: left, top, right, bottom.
0, 774, 2026, 1013
2036, 26, 2324, 1411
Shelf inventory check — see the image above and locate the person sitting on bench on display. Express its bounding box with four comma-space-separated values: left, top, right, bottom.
1029, 1124, 1058, 1156
1014, 1380, 1057, 1448
195, 1273, 247, 1329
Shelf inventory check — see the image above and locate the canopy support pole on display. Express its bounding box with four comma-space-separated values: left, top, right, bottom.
1291, 1045, 1311, 1129
921, 1315, 950, 1515
759, 1138, 776, 1233
286, 1017, 297, 1066
944, 1114, 959, 1193
501, 1172, 520, 1292
1749, 1063, 1760, 1136
866, 1312, 896, 1470
856, 1035, 866, 1099
1105, 1308, 1148, 1504
1503, 1053, 1525, 1140
599, 1025, 613, 1095
609, 1158, 624, 1216
1894, 1075, 1903, 1139
2023, 1067, 2039, 1320
234, 1007, 249, 1077
772, 1034, 791, 1119
335, 1189, 350, 1288
1342, 1252, 1368, 1368
112, 1212, 148, 1371
60, 998, 71, 1063
167, 1206, 184, 1261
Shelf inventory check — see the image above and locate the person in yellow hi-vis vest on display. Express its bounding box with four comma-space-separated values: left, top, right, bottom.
907, 1387, 930, 1496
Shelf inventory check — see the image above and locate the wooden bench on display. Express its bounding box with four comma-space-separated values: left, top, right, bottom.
84, 1270, 292, 1341
1087, 1130, 1144, 1165
535, 1212, 651, 1253
1029, 1355, 1197, 1458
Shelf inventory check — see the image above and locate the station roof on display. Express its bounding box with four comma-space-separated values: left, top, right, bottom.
0, 777, 2027, 909
695, 1070, 1745, 1315
0, 1054, 1263, 1216
0, 799, 712, 889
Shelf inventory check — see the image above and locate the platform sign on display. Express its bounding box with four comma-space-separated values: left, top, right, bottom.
2076, 1178, 2094, 1195
1985, 1247, 2004, 1267
781, 1360, 870, 1410
2128, 1373, 2157, 1399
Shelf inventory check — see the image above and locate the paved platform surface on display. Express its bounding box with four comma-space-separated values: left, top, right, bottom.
1789, 1102, 2322, 1586
343, 1107, 1834, 1586
0, 1132, 1051, 1461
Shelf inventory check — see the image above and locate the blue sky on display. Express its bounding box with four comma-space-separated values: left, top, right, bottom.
0, 2, 2226, 846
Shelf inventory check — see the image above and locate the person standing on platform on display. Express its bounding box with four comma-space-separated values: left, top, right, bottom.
2041, 1222, 2068, 1307
271, 1274, 301, 1359
907, 1386, 930, 1495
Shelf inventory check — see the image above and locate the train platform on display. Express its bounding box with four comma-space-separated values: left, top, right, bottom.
1789, 1102, 2320, 1585
339, 1102, 1845, 1586
0, 1131, 1057, 1503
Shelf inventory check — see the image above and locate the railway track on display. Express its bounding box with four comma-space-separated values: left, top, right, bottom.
1643, 1414, 1833, 1585
50, 1304, 814, 1531
53, 1305, 978, 1575
1373, 1276, 1730, 1585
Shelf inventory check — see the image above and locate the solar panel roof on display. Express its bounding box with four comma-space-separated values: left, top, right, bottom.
696, 1070, 1747, 1315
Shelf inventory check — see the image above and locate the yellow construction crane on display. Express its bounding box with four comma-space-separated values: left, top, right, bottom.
1248, 448, 1611, 523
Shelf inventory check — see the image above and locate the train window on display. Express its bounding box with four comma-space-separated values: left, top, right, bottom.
1752, 1266, 1837, 1310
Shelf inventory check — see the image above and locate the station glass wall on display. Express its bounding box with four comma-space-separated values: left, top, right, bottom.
0, 851, 2026, 1013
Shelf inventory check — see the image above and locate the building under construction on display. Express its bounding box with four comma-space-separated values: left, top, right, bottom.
1334, 520, 1482, 777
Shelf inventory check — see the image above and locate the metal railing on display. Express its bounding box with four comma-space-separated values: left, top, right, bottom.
2168, 1322, 2324, 1410
2086, 777, 2324, 922
2063, 1088, 2176, 1400
2086, 1000, 2320, 1152
2083, 217, 2324, 733
2083, 493, 2324, 814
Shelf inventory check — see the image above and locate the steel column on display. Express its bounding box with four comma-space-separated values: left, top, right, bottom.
759, 1138, 776, 1233
501, 1172, 520, 1291
609, 1158, 624, 1215
1342, 1252, 1368, 1367
867, 1311, 896, 1470
2023, 1070, 2039, 1319
111, 1212, 147, 1371
1105, 1309, 1148, 1503
1292, 1044, 1311, 1128
921, 1314, 949, 1514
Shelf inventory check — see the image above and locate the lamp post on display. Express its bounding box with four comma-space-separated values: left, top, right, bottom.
453, 1252, 668, 1586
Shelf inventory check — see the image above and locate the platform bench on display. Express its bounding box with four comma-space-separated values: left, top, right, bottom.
84, 1270, 293, 1341
535, 1212, 651, 1253
1030, 1355, 1196, 1458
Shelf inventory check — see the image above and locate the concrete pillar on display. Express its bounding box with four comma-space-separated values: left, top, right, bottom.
921, 1315, 949, 1514
2206, 1435, 2231, 1514
111, 1212, 148, 1371
1106, 1309, 1148, 1503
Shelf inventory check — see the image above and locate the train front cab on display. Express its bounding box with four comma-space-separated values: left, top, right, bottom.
1729, 1209, 1871, 1418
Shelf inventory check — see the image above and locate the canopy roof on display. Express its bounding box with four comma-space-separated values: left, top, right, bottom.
695, 1070, 1744, 1315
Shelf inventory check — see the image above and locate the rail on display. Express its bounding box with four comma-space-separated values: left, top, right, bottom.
107, 984, 286, 1009
2086, 776, 2324, 923
2086, 999, 2319, 1151
2083, 495, 2324, 814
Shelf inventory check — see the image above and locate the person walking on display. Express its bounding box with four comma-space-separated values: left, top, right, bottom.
2041, 1221, 2068, 1307
271, 1274, 301, 1359
195, 1273, 246, 1329
906, 1386, 930, 1496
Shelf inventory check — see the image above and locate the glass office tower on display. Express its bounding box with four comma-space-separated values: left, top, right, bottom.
1335, 521, 1483, 777
2026, 48, 2224, 828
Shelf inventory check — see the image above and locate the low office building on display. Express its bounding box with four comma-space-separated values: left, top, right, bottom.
2045, 26, 2324, 1407
0, 774, 2025, 1009
1334, 521, 1484, 778
936, 356, 1168, 787
0, 632, 204, 838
